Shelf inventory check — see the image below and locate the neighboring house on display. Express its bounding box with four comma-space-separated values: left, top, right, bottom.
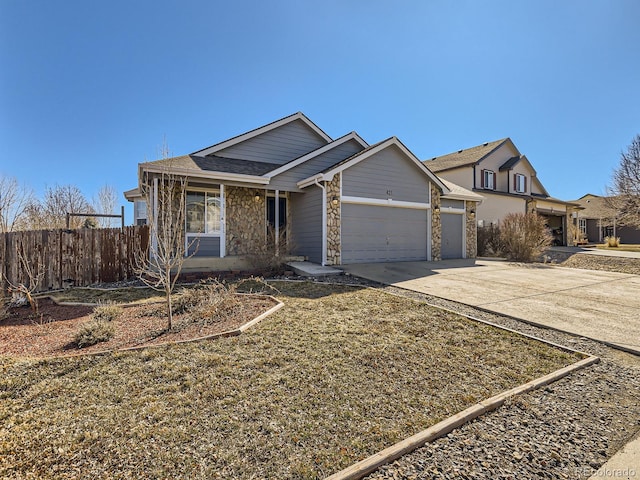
572, 194, 640, 244
423, 138, 581, 246
124, 112, 481, 266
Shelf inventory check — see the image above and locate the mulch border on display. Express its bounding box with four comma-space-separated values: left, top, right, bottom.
22, 293, 284, 360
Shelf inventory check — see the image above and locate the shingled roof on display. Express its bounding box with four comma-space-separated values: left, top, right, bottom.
141, 154, 277, 176
424, 138, 508, 172
573, 194, 616, 219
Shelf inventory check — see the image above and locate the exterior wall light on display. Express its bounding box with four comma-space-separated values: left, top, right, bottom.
331, 196, 339, 205
470, 210, 476, 217
433, 206, 440, 213
254, 192, 261, 202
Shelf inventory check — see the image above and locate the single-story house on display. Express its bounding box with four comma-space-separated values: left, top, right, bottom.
124, 112, 481, 266
572, 194, 640, 244
423, 138, 581, 246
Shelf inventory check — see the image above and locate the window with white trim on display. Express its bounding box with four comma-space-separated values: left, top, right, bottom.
482, 170, 495, 190
186, 191, 221, 234
515, 173, 526, 193
579, 218, 587, 236
134, 200, 147, 226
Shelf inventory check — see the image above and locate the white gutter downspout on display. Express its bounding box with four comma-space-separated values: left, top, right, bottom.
275, 189, 280, 256
152, 177, 158, 260
314, 178, 327, 266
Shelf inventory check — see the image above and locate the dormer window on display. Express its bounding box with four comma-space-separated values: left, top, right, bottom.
514, 173, 527, 193
481, 169, 495, 190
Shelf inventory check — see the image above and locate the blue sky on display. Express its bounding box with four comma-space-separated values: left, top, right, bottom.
1, 0, 639, 221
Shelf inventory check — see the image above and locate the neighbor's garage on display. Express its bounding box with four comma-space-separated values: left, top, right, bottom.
341, 203, 428, 263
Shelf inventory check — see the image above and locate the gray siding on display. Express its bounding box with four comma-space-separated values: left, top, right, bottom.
188, 236, 220, 257
215, 120, 327, 165
290, 190, 323, 263
341, 204, 428, 263
269, 139, 365, 192
342, 145, 431, 203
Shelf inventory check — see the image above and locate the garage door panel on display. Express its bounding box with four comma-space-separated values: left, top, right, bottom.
441, 213, 463, 259
342, 204, 428, 263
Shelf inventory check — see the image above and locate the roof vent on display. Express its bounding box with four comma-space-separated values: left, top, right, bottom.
458, 149, 463, 153
483, 142, 488, 146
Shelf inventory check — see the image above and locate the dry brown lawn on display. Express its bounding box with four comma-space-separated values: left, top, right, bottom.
0, 281, 582, 479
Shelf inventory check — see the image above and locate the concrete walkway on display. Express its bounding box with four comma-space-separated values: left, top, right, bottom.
343, 259, 640, 354
588, 433, 639, 479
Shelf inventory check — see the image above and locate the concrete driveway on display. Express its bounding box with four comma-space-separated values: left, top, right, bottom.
343, 259, 640, 354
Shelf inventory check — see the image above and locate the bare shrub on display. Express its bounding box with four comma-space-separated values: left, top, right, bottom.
477, 224, 503, 257
75, 320, 115, 348
245, 225, 293, 273
499, 213, 553, 262
91, 302, 123, 322
1, 242, 45, 313
173, 280, 241, 326
604, 236, 621, 248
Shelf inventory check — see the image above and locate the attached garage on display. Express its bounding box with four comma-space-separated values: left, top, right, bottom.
296, 137, 479, 265
341, 203, 428, 263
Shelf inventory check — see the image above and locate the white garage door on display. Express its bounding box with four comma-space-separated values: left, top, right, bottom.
441, 212, 464, 259
341, 204, 428, 264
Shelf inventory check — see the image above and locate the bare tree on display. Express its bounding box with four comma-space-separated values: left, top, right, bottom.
92, 184, 119, 227
607, 134, 640, 227
0, 175, 34, 233
42, 184, 94, 229
135, 142, 195, 330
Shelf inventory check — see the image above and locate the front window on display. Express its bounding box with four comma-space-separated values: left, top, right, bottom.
515, 174, 526, 193
483, 170, 495, 190
579, 218, 587, 236
186, 191, 220, 234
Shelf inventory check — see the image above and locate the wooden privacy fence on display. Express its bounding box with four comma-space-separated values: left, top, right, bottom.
0, 226, 149, 293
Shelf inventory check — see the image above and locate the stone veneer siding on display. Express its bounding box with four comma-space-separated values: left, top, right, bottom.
466, 201, 478, 258
430, 184, 441, 261
326, 174, 341, 265
225, 186, 266, 256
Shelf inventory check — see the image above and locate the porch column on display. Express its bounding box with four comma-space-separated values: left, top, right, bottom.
275, 190, 279, 256
220, 184, 225, 258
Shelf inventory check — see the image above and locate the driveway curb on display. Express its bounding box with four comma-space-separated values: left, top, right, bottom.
325, 356, 599, 480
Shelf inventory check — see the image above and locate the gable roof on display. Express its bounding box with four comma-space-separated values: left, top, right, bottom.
424, 138, 510, 172
297, 137, 449, 193
572, 194, 616, 218
498, 156, 521, 171
440, 179, 484, 202
264, 131, 368, 178
191, 112, 332, 156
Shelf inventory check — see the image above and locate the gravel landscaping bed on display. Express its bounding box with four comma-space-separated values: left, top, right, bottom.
545, 251, 640, 275
309, 275, 640, 480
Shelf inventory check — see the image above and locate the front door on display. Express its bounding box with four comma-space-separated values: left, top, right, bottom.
267, 196, 287, 241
